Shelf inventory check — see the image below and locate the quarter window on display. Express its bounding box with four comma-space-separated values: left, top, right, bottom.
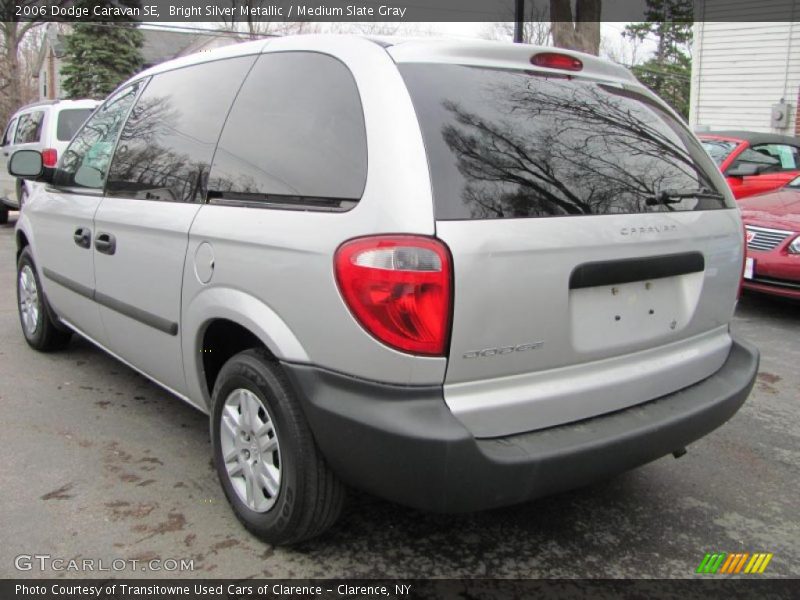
56, 108, 95, 142
208, 52, 367, 209
14, 111, 44, 144
105, 56, 256, 203
55, 83, 141, 190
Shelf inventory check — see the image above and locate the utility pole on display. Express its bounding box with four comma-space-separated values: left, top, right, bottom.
514, 0, 524, 43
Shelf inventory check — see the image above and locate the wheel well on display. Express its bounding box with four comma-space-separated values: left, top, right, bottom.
201, 319, 274, 398
16, 230, 29, 260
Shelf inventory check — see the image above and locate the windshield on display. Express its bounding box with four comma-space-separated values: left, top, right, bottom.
57, 108, 94, 142
701, 139, 739, 166
400, 64, 731, 220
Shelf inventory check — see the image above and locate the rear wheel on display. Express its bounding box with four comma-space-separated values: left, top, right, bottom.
17, 247, 71, 351
211, 349, 344, 545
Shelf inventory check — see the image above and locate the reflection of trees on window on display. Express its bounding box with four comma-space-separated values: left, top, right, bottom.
105, 56, 256, 203
106, 95, 204, 202
428, 72, 718, 218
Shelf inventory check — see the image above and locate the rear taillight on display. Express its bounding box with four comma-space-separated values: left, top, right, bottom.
41, 148, 58, 168
531, 52, 583, 72
334, 235, 452, 356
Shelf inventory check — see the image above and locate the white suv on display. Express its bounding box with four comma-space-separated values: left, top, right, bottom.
0, 99, 98, 223
9, 36, 759, 544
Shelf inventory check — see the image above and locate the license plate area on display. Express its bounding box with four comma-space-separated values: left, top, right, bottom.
569, 272, 704, 353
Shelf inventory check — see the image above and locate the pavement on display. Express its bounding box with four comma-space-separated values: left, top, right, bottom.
0, 212, 797, 579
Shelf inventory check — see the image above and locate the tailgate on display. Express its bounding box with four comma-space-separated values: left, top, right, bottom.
438, 212, 741, 436
398, 60, 742, 436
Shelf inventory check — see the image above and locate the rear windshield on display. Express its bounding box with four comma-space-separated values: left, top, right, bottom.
57, 108, 94, 142
400, 64, 731, 220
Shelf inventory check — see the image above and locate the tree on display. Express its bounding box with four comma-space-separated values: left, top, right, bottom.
481, 3, 552, 45
61, 13, 143, 99
0, 1, 67, 124
550, 0, 601, 55
219, 1, 319, 39
624, 0, 693, 118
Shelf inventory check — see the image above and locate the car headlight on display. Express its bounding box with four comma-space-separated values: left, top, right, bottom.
789, 236, 800, 254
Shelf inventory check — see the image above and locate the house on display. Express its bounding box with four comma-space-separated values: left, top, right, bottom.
690, 0, 800, 134
34, 24, 247, 101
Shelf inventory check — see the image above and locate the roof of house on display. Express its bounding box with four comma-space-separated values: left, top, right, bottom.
138, 28, 242, 66
35, 24, 244, 74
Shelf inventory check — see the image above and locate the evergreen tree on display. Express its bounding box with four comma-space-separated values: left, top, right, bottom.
624, 0, 693, 118
61, 7, 143, 99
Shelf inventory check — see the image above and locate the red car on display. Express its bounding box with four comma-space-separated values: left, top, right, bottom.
739, 176, 800, 299
699, 131, 800, 199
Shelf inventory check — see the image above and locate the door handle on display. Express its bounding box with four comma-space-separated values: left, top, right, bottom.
73, 227, 91, 249
94, 232, 116, 255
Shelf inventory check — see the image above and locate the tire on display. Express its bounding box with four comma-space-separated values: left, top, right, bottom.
211, 348, 344, 545
0, 206, 8, 225
17, 247, 71, 351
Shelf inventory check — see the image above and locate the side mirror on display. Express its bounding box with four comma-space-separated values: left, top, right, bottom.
8, 149, 55, 184
726, 163, 761, 178
8, 149, 43, 179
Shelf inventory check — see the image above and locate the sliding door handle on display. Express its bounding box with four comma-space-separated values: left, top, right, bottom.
73, 227, 91, 249
94, 232, 116, 255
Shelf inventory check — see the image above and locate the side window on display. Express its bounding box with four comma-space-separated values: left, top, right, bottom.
1, 118, 17, 146
105, 56, 256, 203
14, 111, 44, 144
732, 143, 800, 174
208, 52, 367, 209
54, 83, 141, 190
749, 143, 799, 171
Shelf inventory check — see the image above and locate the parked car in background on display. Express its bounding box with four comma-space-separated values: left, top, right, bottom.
9, 36, 758, 544
699, 131, 800, 200
1, 99, 99, 224
739, 176, 800, 299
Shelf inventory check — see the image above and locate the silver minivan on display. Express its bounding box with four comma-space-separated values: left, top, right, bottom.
10, 36, 759, 544
1, 98, 98, 223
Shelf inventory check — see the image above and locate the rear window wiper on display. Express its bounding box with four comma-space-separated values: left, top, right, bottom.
647, 187, 725, 206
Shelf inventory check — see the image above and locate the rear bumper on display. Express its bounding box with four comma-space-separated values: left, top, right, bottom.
743, 278, 800, 300
283, 336, 759, 513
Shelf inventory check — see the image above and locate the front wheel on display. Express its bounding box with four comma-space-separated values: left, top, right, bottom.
211, 349, 344, 545
17, 247, 71, 351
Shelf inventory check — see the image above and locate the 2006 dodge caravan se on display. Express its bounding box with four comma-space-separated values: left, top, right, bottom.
10, 36, 759, 544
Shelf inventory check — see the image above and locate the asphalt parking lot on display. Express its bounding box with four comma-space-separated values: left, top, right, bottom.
0, 213, 797, 580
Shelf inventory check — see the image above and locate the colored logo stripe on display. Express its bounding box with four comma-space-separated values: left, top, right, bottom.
697, 553, 726, 574
744, 553, 773, 574
697, 552, 773, 574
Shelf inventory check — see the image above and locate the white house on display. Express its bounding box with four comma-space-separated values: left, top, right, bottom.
34, 24, 247, 101
690, 0, 800, 134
